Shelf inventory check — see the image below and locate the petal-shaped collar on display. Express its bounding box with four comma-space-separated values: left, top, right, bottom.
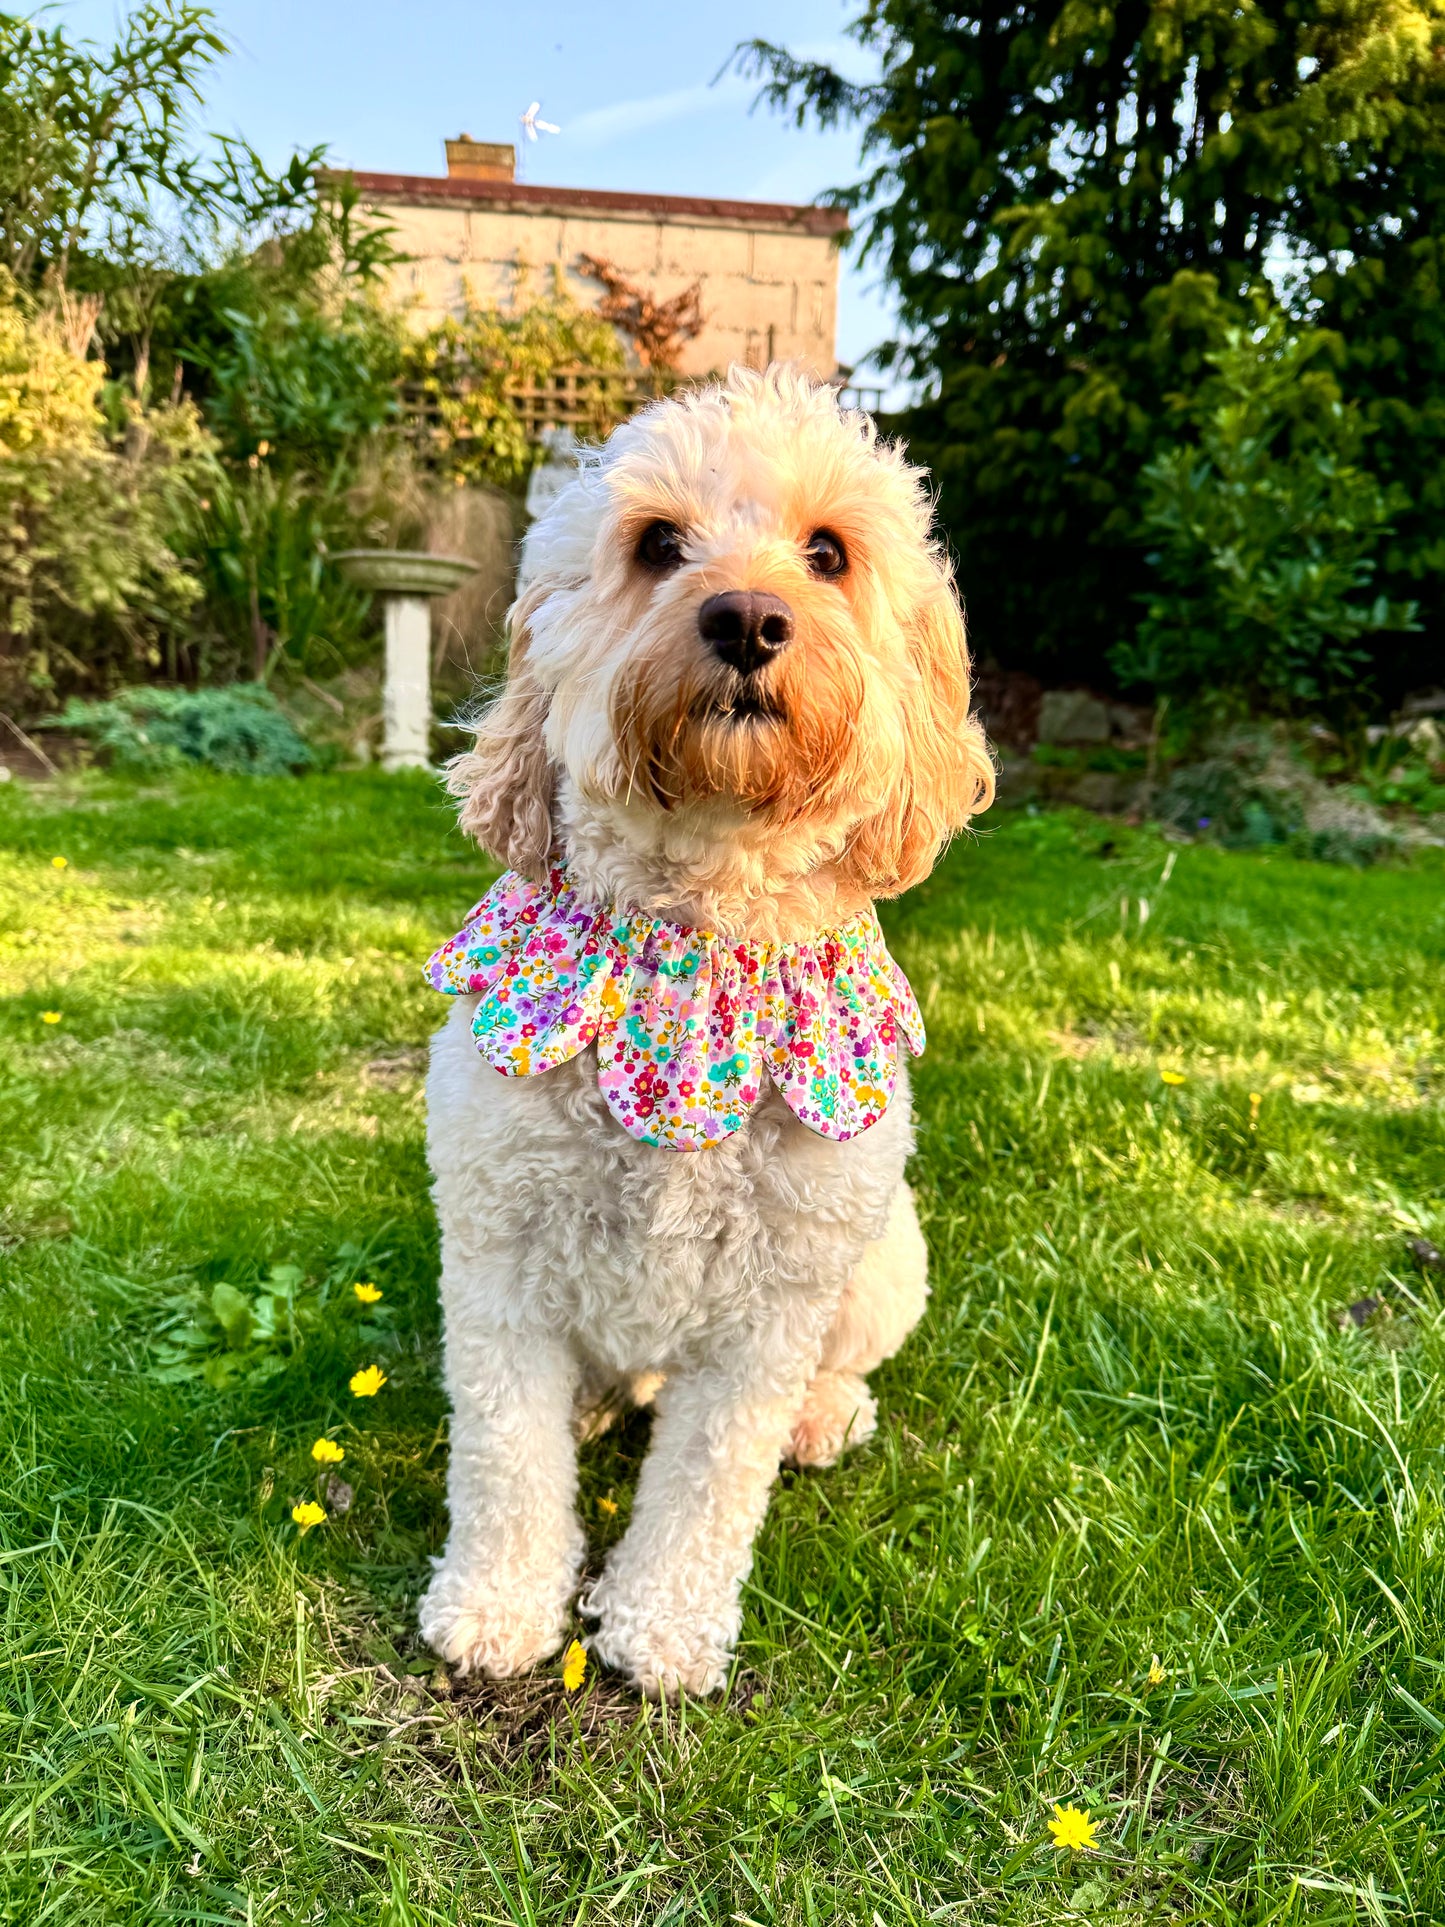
425, 864, 924, 1152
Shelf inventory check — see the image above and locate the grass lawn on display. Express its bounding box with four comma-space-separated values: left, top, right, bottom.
2, 770, 1444, 1925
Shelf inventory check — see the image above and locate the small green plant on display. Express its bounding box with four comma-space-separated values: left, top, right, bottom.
150, 1245, 391, 1389
1346, 723, 1445, 817
51, 683, 314, 773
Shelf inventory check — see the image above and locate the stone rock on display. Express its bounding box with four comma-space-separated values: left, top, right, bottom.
1068, 771, 1124, 813
1107, 701, 1154, 746
424, 485, 518, 686
1037, 689, 1113, 744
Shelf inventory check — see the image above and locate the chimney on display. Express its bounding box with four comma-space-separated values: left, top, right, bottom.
445, 135, 515, 182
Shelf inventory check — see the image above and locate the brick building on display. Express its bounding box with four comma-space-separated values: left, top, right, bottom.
348, 137, 849, 379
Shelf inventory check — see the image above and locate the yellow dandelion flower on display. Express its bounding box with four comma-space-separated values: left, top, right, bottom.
1160, 1070, 1187, 1087
1047, 1804, 1099, 1853
562, 1639, 588, 1691
349, 1364, 386, 1397
1248, 1091, 1262, 1128
40, 1011, 62, 1025
597, 1495, 618, 1517
311, 1438, 345, 1464
1146, 1654, 1167, 1688
51, 855, 68, 870
353, 1281, 382, 1304
256, 439, 270, 457
291, 1500, 326, 1533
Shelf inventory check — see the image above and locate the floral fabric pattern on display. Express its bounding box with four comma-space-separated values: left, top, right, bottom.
425, 865, 924, 1153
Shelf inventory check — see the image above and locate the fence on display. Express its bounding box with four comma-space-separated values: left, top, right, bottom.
402, 360, 881, 469
401, 363, 666, 468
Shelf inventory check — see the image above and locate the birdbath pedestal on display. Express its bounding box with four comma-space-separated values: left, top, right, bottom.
334, 549, 480, 770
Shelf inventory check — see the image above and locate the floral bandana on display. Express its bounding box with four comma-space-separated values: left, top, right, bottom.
425, 865, 925, 1153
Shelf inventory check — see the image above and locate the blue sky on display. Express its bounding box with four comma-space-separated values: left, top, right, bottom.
57, 1, 903, 392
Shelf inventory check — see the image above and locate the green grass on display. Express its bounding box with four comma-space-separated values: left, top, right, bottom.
2, 772, 1444, 1925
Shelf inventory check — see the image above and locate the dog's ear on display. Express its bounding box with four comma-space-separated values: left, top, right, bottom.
841, 572, 994, 898
446, 584, 556, 879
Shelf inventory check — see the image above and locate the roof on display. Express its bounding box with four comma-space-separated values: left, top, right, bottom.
337, 170, 850, 237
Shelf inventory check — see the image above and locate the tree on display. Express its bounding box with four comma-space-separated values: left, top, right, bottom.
0, 5, 316, 293
738, 2, 1445, 703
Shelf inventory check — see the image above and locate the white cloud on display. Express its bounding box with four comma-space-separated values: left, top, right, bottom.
562, 75, 751, 151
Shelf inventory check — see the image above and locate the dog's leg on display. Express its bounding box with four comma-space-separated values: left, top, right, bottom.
419, 1318, 584, 1678
582, 1355, 809, 1699
787, 1181, 929, 1468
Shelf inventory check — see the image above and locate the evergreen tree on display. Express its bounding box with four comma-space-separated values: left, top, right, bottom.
741, 2, 1445, 702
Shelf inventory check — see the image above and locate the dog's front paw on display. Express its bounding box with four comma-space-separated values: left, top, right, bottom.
419, 1562, 570, 1678
583, 1578, 736, 1699
786, 1370, 877, 1468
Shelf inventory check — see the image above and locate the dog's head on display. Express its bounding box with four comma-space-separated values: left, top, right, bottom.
450, 365, 993, 900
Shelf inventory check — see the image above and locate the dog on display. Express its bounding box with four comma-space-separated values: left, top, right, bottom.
418, 365, 993, 1698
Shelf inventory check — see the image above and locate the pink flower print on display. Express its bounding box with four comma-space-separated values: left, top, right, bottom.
426, 865, 922, 1150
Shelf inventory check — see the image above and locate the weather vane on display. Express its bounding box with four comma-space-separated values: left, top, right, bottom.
517, 100, 560, 178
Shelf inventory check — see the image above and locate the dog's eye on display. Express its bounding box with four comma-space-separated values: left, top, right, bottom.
805, 529, 848, 578
637, 520, 685, 571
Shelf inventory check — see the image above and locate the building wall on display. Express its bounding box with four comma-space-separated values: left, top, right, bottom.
366, 196, 842, 378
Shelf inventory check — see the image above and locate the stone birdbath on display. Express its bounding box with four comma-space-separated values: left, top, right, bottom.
333, 549, 481, 771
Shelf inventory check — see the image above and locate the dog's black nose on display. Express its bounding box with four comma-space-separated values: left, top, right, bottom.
697, 590, 795, 675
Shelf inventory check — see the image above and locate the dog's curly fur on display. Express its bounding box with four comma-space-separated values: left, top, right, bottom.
419, 366, 993, 1697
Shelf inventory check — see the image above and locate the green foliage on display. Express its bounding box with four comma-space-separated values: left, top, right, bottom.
741, 2, 1445, 702
0, 3, 317, 293
3, 775, 1445, 1917
152, 1245, 391, 1389
1116, 313, 1418, 712
405, 278, 625, 487
0, 6, 410, 704
186, 455, 380, 679
170, 259, 410, 676
0, 272, 214, 704
1345, 720, 1445, 817
194, 294, 403, 468
51, 683, 314, 773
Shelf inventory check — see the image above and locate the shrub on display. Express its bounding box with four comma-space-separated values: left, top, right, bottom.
190, 290, 405, 471
0, 273, 213, 706
404, 277, 626, 487
51, 684, 313, 774
1113, 313, 1419, 716
186, 455, 378, 681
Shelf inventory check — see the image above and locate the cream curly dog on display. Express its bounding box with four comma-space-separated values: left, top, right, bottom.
418, 365, 992, 1697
